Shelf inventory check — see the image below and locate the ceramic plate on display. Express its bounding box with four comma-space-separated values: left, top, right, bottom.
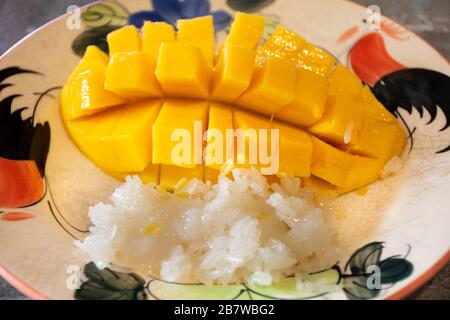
0, 0, 449, 300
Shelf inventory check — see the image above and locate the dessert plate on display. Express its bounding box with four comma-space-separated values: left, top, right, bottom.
0, 0, 449, 299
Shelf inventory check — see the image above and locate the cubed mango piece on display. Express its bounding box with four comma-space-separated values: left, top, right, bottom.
299, 42, 336, 76
226, 12, 265, 49
205, 103, 234, 170
275, 68, 329, 127
358, 85, 397, 124
105, 52, 162, 98
271, 121, 313, 177
107, 25, 140, 55
68, 45, 108, 83
310, 136, 353, 187
328, 64, 363, 98
160, 165, 204, 191
66, 99, 162, 172
155, 43, 211, 99
233, 109, 276, 174
311, 137, 381, 190
142, 21, 175, 62
309, 93, 364, 146
61, 69, 127, 120
236, 56, 297, 115
152, 99, 209, 168
348, 117, 406, 162
211, 44, 256, 103
258, 25, 306, 63
106, 163, 160, 185
177, 16, 215, 66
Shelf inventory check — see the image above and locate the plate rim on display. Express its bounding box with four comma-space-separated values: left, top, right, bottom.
0, 0, 448, 300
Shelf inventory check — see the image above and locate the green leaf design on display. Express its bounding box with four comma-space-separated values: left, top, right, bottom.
71, 25, 120, 57
246, 271, 337, 300
74, 262, 147, 300
346, 242, 384, 274
81, 1, 128, 28
343, 276, 380, 300
378, 257, 413, 284
226, 0, 274, 12
147, 279, 247, 300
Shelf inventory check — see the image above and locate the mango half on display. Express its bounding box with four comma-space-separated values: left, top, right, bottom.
60, 13, 406, 193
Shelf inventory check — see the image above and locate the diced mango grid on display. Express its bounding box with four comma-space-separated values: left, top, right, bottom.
61, 13, 406, 192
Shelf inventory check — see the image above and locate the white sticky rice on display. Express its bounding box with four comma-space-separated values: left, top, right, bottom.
76, 168, 340, 286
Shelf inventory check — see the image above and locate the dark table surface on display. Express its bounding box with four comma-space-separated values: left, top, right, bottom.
0, 0, 449, 300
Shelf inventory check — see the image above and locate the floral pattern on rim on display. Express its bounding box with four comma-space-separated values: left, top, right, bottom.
74, 242, 413, 300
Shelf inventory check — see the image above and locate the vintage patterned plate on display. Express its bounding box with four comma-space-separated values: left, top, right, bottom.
0, 0, 449, 300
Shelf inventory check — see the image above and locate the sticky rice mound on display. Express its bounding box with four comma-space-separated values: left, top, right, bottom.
76, 168, 339, 286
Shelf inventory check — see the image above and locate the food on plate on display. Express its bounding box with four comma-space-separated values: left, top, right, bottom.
61, 12, 408, 284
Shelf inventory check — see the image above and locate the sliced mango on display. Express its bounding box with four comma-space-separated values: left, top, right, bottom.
309, 93, 364, 146
107, 25, 141, 56
160, 165, 204, 191
155, 43, 211, 99
211, 44, 256, 103
105, 52, 162, 98
152, 99, 209, 168
358, 85, 397, 124
205, 103, 234, 170
236, 56, 297, 115
311, 137, 381, 190
61, 69, 127, 120
328, 64, 363, 98
258, 25, 306, 63
106, 163, 160, 185
259, 25, 335, 76
275, 68, 329, 127
142, 21, 175, 62
66, 99, 162, 172
233, 109, 274, 174
348, 117, 406, 162
299, 42, 336, 76
272, 121, 313, 177
177, 16, 215, 66
68, 45, 108, 83
226, 12, 265, 49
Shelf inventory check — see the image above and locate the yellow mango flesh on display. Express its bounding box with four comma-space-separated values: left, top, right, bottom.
348, 117, 406, 162
299, 42, 336, 76
155, 43, 211, 99
61, 69, 127, 120
160, 165, 204, 191
142, 21, 175, 62
226, 12, 265, 49
66, 99, 162, 172
152, 99, 209, 168
177, 16, 215, 66
233, 109, 274, 173
258, 25, 335, 76
258, 25, 306, 63
309, 93, 364, 146
328, 64, 363, 98
276, 68, 329, 127
205, 103, 234, 170
311, 137, 381, 189
358, 86, 397, 124
68, 45, 109, 83
106, 163, 160, 185
211, 44, 257, 103
236, 56, 297, 115
107, 25, 141, 56
105, 52, 163, 98
60, 13, 407, 194
272, 121, 313, 177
